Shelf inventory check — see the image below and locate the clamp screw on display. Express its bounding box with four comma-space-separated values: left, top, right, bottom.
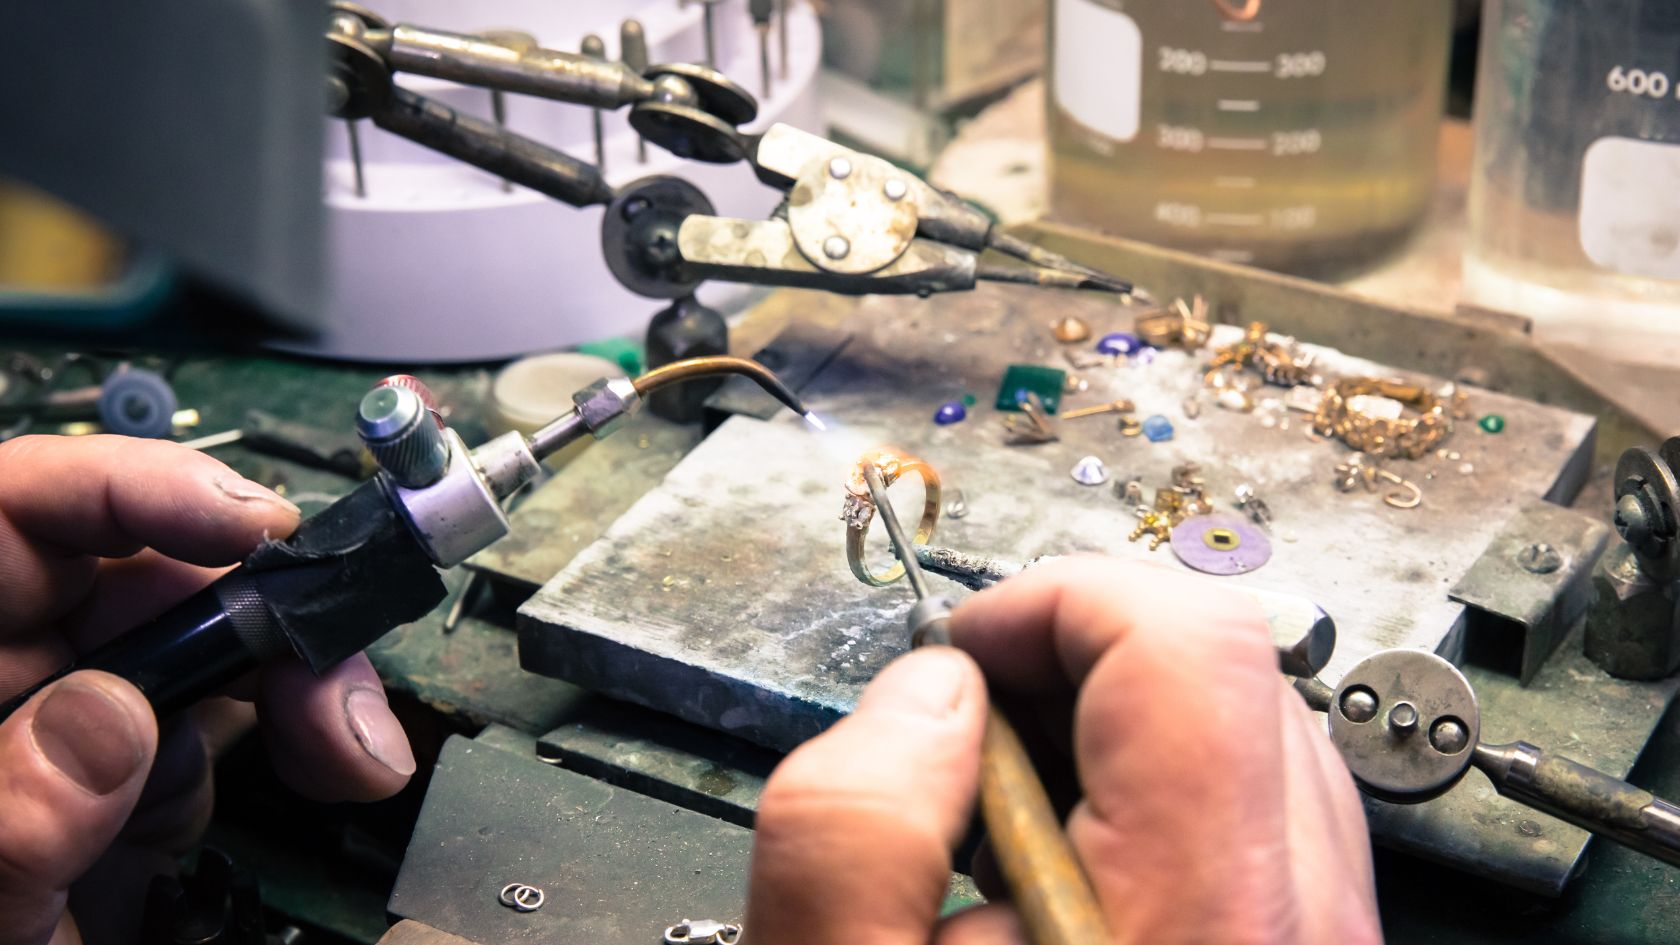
827, 156, 852, 180
1429, 717, 1469, 754
822, 235, 850, 260
1516, 542, 1562, 575
883, 178, 907, 201
1338, 686, 1378, 723
1615, 490, 1656, 548
1387, 701, 1419, 735
357, 385, 450, 489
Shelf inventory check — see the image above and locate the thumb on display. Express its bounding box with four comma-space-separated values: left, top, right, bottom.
744, 647, 985, 945
0, 670, 157, 945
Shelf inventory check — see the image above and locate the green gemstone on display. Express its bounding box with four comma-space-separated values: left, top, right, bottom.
994, 364, 1068, 414
961, 393, 977, 407
1478, 414, 1505, 434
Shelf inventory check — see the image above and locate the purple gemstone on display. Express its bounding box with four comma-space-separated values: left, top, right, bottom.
1095, 332, 1142, 356
934, 401, 967, 425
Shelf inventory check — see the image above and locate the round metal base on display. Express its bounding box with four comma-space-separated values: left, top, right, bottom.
630, 103, 747, 165
1329, 650, 1479, 803
601, 176, 715, 299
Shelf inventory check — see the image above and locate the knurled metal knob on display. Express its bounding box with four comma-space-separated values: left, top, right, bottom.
357, 384, 449, 488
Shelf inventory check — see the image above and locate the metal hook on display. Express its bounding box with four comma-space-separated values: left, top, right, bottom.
1377, 470, 1422, 509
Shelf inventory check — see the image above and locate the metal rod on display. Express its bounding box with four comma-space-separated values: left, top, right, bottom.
702, 1, 718, 67
345, 120, 367, 198
581, 34, 608, 175
861, 463, 931, 601
620, 19, 650, 164
490, 89, 512, 192
777, 0, 789, 79
371, 87, 614, 208
1473, 741, 1680, 868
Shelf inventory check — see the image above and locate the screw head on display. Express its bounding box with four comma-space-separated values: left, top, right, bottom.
1616, 492, 1653, 547
1388, 701, 1419, 735
822, 235, 850, 259
357, 385, 418, 441
827, 156, 852, 180
883, 178, 908, 201
1516, 542, 1563, 575
1339, 686, 1378, 723
1429, 717, 1470, 754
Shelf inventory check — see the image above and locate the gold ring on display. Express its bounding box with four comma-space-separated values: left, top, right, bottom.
842, 448, 941, 587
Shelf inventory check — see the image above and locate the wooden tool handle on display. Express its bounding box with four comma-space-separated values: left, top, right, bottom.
978, 708, 1110, 945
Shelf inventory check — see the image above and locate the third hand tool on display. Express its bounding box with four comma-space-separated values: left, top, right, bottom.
0, 356, 819, 722
858, 468, 1108, 945
324, 3, 1146, 305
1301, 649, 1680, 869
916, 542, 1680, 872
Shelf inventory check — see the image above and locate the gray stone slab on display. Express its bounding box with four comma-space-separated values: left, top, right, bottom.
520, 309, 1595, 749
389, 733, 750, 944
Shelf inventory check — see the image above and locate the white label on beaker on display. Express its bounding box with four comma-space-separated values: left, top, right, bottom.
1579, 137, 1680, 281
1053, 0, 1141, 142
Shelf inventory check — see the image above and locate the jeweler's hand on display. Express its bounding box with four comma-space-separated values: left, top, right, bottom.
743, 556, 1380, 945
0, 435, 417, 945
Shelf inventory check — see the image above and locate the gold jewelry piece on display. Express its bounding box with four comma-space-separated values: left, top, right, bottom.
1314, 378, 1466, 460
1208, 321, 1316, 387
1333, 453, 1423, 509
1061, 398, 1135, 421
1002, 392, 1059, 444
1136, 295, 1212, 351
842, 448, 941, 587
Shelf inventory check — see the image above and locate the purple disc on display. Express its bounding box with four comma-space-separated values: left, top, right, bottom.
1170, 513, 1272, 575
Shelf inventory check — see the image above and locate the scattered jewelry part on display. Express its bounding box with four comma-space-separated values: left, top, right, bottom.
933, 401, 967, 425
1071, 455, 1109, 486
1051, 315, 1091, 343
499, 883, 545, 913
945, 488, 968, 519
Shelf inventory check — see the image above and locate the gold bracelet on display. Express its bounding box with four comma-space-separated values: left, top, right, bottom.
1313, 377, 1465, 460
841, 448, 941, 587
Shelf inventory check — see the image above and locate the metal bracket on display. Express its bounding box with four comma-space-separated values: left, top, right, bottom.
1449, 500, 1610, 685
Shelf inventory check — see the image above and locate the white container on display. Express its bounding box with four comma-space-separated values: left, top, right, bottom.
288, 0, 822, 363
1463, 0, 1680, 364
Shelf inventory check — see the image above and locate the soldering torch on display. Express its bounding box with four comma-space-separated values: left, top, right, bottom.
0, 356, 815, 722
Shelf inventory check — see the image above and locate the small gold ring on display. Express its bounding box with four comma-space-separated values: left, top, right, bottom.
842, 449, 941, 587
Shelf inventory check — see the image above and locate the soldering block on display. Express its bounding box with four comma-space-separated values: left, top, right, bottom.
994, 364, 1066, 414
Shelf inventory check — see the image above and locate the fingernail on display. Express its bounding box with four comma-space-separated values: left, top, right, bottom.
213, 474, 301, 516
32, 678, 146, 795
345, 688, 416, 776
870, 648, 975, 718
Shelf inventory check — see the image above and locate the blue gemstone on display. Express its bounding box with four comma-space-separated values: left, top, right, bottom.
934, 401, 968, 425
1142, 414, 1174, 442
1096, 332, 1142, 356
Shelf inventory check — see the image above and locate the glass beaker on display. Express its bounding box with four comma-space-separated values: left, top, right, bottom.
1463, 0, 1680, 364
1046, 0, 1453, 278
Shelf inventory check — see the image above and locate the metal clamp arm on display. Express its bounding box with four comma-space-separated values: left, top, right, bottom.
1474, 741, 1680, 868
371, 86, 615, 208
676, 216, 978, 295
364, 23, 652, 109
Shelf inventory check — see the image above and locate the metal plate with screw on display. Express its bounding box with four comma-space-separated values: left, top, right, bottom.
601, 176, 715, 298
642, 63, 758, 126
784, 151, 918, 275
1614, 442, 1680, 580
1330, 650, 1479, 803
